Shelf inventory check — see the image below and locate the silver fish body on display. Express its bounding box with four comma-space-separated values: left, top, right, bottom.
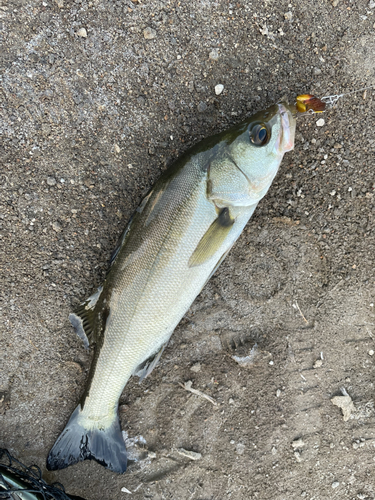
47, 102, 296, 473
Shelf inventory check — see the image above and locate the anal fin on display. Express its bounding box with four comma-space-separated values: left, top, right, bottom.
188, 207, 234, 267
134, 343, 167, 381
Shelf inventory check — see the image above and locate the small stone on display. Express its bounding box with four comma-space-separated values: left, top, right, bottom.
332, 0, 339, 6
331, 393, 355, 421
209, 48, 219, 61
332, 482, 340, 489
177, 448, 202, 460
230, 439, 235, 444
143, 27, 156, 39
148, 451, 156, 459
114, 144, 121, 154
369, 350, 374, 356
292, 438, 305, 449
190, 363, 201, 373
55, 0, 63, 7
316, 118, 325, 127
47, 177, 56, 186
121, 486, 132, 494
197, 101, 207, 113
334, 143, 342, 148
369, 0, 375, 8
52, 221, 62, 232
294, 451, 302, 462
76, 27, 87, 38
236, 443, 245, 455
313, 359, 323, 368
276, 389, 281, 397
313, 67, 322, 75
215, 84, 224, 95
284, 11, 293, 20
42, 124, 51, 136
228, 398, 234, 404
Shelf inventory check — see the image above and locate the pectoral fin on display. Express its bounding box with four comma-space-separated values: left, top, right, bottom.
188, 208, 234, 268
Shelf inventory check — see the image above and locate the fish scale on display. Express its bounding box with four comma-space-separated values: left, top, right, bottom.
47, 102, 296, 474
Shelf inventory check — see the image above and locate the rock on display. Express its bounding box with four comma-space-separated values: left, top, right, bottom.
121, 487, 132, 494
284, 11, 293, 20
114, 144, 121, 153
369, 0, 375, 7
190, 362, 201, 372
143, 27, 156, 40
52, 221, 62, 232
331, 391, 355, 421
332, 482, 340, 489
236, 443, 245, 455
316, 118, 325, 127
332, 0, 340, 6
215, 84, 224, 95
291, 438, 305, 449
47, 177, 56, 186
209, 48, 219, 61
76, 28, 87, 38
313, 359, 323, 368
177, 448, 202, 460
313, 67, 322, 75
197, 101, 207, 113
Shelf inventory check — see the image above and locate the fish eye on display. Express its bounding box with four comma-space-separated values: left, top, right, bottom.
249, 123, 270, 147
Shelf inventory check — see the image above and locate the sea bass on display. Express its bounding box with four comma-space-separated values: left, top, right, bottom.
47, 102, 296, 473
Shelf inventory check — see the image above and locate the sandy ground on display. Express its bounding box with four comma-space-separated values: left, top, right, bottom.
1, 0, 375, 499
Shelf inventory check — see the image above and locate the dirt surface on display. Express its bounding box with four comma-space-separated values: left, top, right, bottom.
1, 0, 375, 498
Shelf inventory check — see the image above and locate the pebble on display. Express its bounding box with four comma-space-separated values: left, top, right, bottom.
369, 350, 374, 356
316, 118, 325, 127
313, 359, 323, 368
197, 101, 207, 113
284, 11, 293, 20
313, 67, 322, 75
276, 389, 281, 397
114, 144, 121, 154
76, 28, 87, 38
291, 438, 305, 449
369, 0, 375, 8
177, 448, 202, 460
332, 482, 340, 489
215, 84, 224, 95
143, 27, 156, 40
47, 177, 56, 186
121, 486, 132, 494
331, 393, 355, 421
190, 362, 201, 372
209, 48, 219, 61
236, 443, 245, 455
332, 0, 340, 6
52, 221, 62, 232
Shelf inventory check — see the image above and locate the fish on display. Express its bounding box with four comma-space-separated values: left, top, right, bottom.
46, 101, 296, 474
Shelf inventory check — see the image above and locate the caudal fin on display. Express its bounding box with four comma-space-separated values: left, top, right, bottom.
46, 405, 127, 473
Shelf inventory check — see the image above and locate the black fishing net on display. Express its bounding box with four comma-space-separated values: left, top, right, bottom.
0, 449, 86, 500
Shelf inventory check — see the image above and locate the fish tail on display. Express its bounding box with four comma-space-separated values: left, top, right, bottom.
46, 405, 127, 473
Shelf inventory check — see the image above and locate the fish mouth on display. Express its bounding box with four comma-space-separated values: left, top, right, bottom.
276, 102, 296, 153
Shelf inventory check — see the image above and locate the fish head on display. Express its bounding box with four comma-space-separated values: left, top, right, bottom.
223, 102, 296, 204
